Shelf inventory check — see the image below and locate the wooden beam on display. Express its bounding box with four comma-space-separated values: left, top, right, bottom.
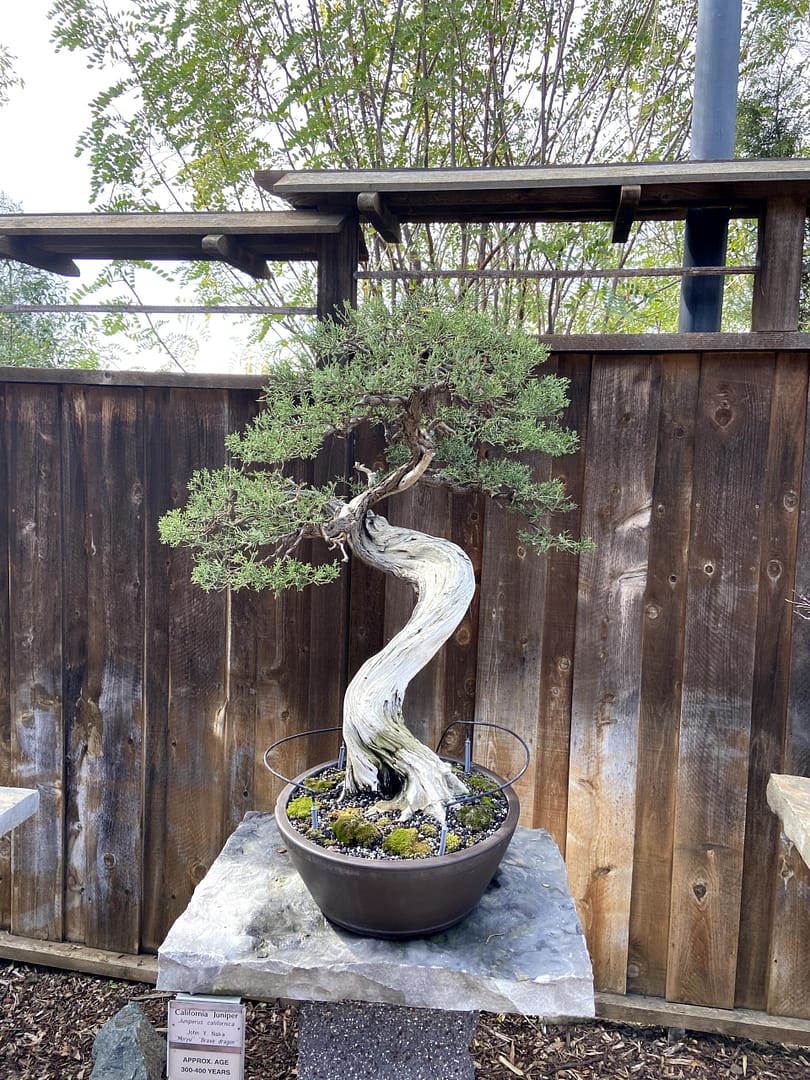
0, 930, 158, 983
0, 210, 346, 238
596, 991, 810, 1046
539, 332, 810, 353
267, 160, 810, 222
611, 185, 641, 243
752, 196, 807, 331
0, 211, 348, 268
201, 234, 270, 279
254, 169, 288, 195
1, 930, 809, 1046
0, 236, 79, 277
357, 192, 401, 244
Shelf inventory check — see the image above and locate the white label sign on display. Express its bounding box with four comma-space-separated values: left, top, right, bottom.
167, 997, 246, 1080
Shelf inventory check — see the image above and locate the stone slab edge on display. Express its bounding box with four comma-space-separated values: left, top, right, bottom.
158, 812, 594, 1019
0, 787, 39, 838
767, 773, 810, 869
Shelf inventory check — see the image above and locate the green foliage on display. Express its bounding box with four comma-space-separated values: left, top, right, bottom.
34, 0, 784, 344
159, 295, 590, 594
0, 194, 107, 368
0, 45, 20, 107
44, 0, 810, 347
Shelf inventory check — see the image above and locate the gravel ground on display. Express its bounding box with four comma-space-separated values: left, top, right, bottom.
1, 959, 809, 1079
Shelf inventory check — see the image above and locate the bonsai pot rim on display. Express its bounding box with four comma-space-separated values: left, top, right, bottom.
274, 756, 520, 870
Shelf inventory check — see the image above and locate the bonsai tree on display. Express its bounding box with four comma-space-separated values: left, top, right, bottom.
159, 294, 588, 823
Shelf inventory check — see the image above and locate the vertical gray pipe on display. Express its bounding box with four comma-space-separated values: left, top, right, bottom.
678, 0, 743, 332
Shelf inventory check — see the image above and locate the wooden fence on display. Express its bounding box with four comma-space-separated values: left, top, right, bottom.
0, 343, 809, 1028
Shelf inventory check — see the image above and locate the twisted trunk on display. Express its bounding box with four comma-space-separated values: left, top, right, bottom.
342, 510, 475, 822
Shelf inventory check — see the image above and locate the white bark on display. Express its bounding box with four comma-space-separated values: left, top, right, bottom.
342, 510, 475, 822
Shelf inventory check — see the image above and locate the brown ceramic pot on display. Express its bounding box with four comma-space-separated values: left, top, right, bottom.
274, 759, 520, 938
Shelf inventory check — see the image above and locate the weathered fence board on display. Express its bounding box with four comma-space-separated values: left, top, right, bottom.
666, 355, 773, 1009
0, 351, 809, 1027
627, 353, 699, 999
475, 485, 549, 809
62, 386, 145, 953
532, 354, 592, 853
0, 389, 10, 921
6, 385, 65, 940
566, 355, 662, 994
736, 356, 808, 1009
141, 388, 230, 948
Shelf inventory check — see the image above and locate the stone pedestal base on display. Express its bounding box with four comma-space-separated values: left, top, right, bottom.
298, 1002, 477, 1080
158, 812, 594, 1078
158, 812, 593, 1019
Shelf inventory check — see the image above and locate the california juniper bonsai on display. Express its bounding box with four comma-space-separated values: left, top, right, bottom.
160, 294, 589, 822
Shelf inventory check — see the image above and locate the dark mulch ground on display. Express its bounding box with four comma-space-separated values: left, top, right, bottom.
1, 960, 808, 1079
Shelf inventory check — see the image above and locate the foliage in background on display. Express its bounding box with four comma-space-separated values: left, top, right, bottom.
47, 0, 810, 354
0, 193, 106, 368
0, 44, 20, 107
736, 1, 810, 328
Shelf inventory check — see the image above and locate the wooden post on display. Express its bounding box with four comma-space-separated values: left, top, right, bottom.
317, 216, 360, 320
752, 197, 807, 331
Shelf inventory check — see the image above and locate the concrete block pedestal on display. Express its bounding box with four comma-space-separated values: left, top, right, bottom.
158, 812, 594, 1078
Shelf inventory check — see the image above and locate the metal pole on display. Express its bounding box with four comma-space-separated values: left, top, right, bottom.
678, 0, 743, 332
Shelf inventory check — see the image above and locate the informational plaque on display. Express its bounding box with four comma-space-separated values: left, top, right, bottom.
167, 995, 246, 1079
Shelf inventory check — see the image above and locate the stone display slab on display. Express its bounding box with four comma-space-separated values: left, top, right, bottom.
158, 812, 594, 1019
767, 774, 810, 869
0, 787, 39, 838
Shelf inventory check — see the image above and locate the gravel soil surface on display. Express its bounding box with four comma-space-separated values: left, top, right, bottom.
1, 959, 809, 1079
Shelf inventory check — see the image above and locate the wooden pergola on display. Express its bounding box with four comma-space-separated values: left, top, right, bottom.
1, 159, 808, 332
3, 161, 810, 1040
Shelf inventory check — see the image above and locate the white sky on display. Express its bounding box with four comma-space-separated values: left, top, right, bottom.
0, 1, 263, 373
1, 0, 101, 212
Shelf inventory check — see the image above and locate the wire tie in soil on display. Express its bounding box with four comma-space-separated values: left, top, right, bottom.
439, 822, 448, 856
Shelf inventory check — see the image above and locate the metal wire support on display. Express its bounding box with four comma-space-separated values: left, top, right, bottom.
435, 720, 531, 806
355, 265, 758, 283
262, 725, 344, 797
263, 718, 530, 810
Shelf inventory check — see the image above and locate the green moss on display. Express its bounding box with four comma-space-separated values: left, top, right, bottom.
455, 797, 495, 832
419, 823, 439, 839
331, 809, 380, 848
307, 774, 342, 794
443, 832, 462, 853
382, 827, 432, 858
464, 773, 499, 794
287, 795, 318, 822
